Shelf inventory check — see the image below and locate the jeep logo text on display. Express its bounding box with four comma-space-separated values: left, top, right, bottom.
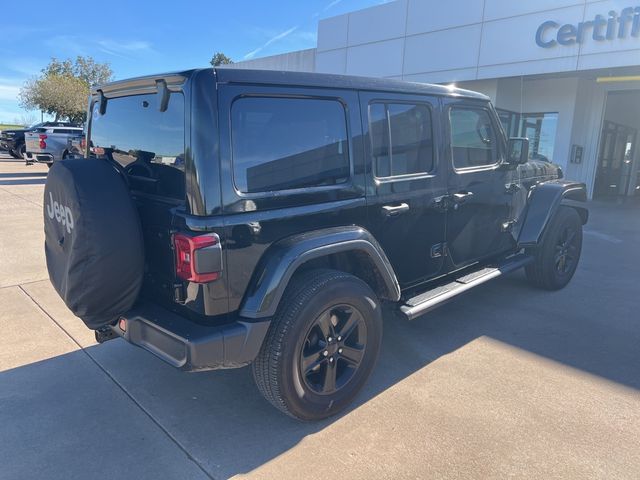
46, 192, 74, 234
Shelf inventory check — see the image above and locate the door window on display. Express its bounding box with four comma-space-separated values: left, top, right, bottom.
231, 96, 350, 194
450, 107, 498, 169
369, 102, 434, 178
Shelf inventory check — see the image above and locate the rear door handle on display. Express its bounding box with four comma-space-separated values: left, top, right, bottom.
452, 191, 474, 204
382, 203, 410, 217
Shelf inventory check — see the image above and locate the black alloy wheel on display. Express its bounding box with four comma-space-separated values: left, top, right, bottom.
300, 304, 367, 395
554, 225, 579, 275
525, 206, 583, 290
252, 269, 383, 421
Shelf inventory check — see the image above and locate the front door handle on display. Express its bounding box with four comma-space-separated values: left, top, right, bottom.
381, 203, 410, 217
452, 191, 474, 204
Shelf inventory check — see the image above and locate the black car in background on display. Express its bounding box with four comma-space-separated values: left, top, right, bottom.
1, 121, 78, 159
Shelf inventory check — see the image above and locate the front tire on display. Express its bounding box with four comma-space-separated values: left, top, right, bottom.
525, 206, 583, 290
252, 269, 383, 421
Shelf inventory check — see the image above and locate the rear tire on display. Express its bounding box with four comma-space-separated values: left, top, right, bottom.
525, 206, 583, 290
252, 269, 382, 421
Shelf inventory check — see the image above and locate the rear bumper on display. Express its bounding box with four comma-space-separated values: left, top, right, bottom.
112, 303, 270, 371
30, 152, 54, 163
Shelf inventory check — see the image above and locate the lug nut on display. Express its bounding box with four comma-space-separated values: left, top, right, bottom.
327, 337, 333, 343
323, 350, 328, 357
329, 357, 334, 363
338, 348, 343, 354
337, 336, 342, 341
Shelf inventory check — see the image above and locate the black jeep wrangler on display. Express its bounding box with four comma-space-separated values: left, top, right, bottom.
44, 69, 588, 420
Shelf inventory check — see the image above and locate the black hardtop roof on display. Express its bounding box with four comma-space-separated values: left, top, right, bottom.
215, 68, 489, 100
94, 68, 489, 101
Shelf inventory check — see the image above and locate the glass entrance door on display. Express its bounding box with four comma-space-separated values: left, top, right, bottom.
594, 120, 638, 199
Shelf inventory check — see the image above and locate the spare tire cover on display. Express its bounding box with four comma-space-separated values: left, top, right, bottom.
44, 158, 144, 329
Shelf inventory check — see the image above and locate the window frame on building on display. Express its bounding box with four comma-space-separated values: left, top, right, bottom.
496, 108, 559, 163
519, 111, 559, 163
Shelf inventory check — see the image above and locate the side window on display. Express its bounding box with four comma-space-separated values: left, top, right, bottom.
231, 96, 350, 194
369, 102, 434, 178
450, 106, 498, 169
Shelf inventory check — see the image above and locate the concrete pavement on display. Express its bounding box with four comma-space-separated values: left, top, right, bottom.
0, 152, 639, 479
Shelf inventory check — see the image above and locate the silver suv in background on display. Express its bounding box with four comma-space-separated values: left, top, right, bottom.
25, 125, 84, 167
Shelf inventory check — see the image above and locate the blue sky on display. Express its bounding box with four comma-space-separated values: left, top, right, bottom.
0, 0, 386, 123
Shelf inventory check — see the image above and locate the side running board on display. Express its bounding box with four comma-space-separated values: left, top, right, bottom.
399, 253, 533, 320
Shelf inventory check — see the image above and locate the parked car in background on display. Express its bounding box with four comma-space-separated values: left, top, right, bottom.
24, 125, 84, 167
0, 121, 79, 159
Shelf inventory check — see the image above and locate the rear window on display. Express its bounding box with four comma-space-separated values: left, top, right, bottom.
90, 93, 185, 200
231, 96, 350, 194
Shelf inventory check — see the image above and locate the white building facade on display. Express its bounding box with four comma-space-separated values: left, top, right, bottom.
234, 0, 640, 200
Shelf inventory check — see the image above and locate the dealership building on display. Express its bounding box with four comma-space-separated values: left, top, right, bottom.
234, 0, 640, 200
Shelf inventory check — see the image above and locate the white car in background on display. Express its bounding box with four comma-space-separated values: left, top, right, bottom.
25, 125, 84, 167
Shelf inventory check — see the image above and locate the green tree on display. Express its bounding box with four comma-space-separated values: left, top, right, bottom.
210, 52, 234, 67
19, 56, 113, 122
43, 56, 113, 86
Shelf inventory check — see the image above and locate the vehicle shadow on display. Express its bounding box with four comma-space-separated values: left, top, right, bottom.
1, 204, 638, 479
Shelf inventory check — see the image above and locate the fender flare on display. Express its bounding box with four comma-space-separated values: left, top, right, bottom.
517, 180, 589, 248
239, 226, 401, 319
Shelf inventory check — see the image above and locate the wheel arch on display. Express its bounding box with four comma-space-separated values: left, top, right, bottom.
517, 180, 588, 248
239, 226, 401, 319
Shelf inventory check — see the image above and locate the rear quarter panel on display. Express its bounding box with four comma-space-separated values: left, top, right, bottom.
216, 83, 367, 313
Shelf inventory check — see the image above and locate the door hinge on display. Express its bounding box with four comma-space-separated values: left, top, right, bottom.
431, 242, 447, 258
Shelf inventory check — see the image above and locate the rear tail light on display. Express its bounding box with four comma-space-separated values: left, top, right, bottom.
39, 134, 47, 149
173, 233, 222, 283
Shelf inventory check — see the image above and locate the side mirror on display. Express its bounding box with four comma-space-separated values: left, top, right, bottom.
507, 137, 529, 165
